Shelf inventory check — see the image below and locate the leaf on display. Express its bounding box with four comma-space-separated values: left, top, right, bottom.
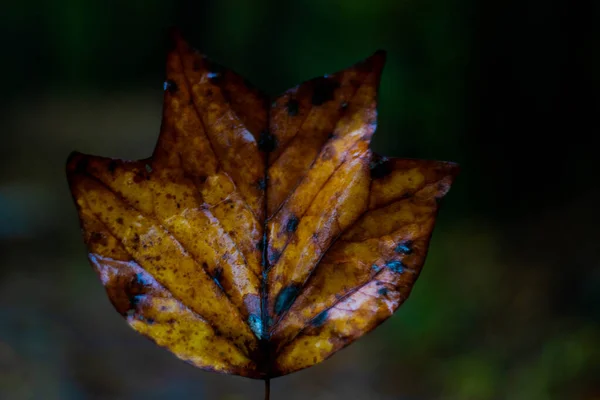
66, 30, 458, 380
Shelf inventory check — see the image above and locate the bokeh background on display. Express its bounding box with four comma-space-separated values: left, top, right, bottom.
1, 1, 598, 399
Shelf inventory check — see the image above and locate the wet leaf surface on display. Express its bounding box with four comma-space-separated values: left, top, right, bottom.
66, 30, 458, 379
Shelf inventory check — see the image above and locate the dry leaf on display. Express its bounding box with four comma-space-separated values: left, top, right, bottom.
66, 30, 458, 381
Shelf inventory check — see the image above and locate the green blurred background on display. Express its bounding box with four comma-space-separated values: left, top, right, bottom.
1, 1, 598, 399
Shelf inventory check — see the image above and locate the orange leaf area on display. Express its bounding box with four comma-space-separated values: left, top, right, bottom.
66, 31, 458, 379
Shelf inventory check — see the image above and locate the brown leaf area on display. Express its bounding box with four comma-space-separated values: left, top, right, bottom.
66, 31, 458, 379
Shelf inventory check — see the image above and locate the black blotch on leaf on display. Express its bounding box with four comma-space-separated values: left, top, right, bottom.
213, 277, 224, 291
311, 77, 340, 106
274, 285, 300, 315
247, 314, 263, 339
312, 310, 328, 328
395, 241, 413, 255
256, 237, 265, 252
164, 79, 178, 94
207, 71, 222, 84
370, 156, 391, 179
134, 272, 150, 286
385, 260, 405, 274
286, 215, 299, 233
378, 287, 389, 296
130, 294, 143, 308
257, 178, 267, 191
258, 130, 277, 152
286, 99, 299, 116
212, 267, 224, 291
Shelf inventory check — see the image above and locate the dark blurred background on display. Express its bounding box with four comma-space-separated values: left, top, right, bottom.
1, 1, 598, 399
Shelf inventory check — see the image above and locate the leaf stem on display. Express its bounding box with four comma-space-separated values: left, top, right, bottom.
265, 378, 271, 400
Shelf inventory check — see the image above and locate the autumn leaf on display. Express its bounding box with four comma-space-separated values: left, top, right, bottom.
66, 30, 458, 384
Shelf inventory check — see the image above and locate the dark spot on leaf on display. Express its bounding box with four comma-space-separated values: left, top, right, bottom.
256, 237, 265, 252
370, 156, 391, 179
130, 294, 143, 307
213, 277, 224, 291
385, 260, 405, 274
146, 317, 155, 324
212, 266, 225, 290
134, 272, 151, 287
312, 310, 328, 328
274, 285, 300, 315
311, 77, 340, 105
116, 217, 124, 225
328, 133, 336, 139
248, 314, 262, 339
286, 215, 299, 233
286, 99, 299, 116
207, 71, 222, 84
395, 241, 413, 254
258, 130, 277, 152
163, 79, 178, 93
378, 287, 389, 296
268, 250, 281, 265
257, 178, 267, 190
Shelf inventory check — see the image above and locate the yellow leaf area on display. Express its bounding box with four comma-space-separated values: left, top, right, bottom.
66, 31, 458, 379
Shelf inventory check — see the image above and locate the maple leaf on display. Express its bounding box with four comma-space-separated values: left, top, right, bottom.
66, 30, 458, 387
